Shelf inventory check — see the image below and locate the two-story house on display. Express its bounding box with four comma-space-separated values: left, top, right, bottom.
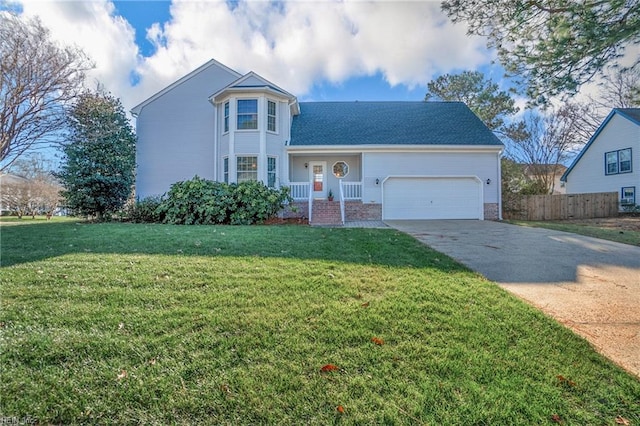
131, 59, 504, 224
561, 108, 640, 207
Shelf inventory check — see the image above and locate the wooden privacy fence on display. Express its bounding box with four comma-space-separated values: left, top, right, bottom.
504, 192, 618, 221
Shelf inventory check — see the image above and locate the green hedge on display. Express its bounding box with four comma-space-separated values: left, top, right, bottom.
128, 176, 292, 225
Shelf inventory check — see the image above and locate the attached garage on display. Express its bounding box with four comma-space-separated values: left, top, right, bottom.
383, 176, 483, 220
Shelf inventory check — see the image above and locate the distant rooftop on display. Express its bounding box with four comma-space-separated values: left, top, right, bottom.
289, 101, 503, 146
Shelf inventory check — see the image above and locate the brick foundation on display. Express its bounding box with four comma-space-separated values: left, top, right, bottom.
287, 201, 497, 222
345, 201, 382, 221
484, 203, 499, 220
282, 201, 309, 219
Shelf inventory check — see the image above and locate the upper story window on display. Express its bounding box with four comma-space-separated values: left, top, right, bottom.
237, 99, 258, 130
267, 100, 277, 132
605, 148, 632, 175
223, 102, 229, 133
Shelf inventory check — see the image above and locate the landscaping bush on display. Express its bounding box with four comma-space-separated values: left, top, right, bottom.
229, 180, 292, 225
155, 176, 292, 225
125, 195, 164, 223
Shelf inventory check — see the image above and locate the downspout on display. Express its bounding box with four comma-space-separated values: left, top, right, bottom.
498, 150, 503, 220
212, 103, 217, 181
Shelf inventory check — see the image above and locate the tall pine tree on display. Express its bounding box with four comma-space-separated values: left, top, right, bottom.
58, 91, 135, 219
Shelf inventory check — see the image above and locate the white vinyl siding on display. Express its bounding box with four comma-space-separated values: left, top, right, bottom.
362, 151, 499, 204
134, 62, 239, 198
565, 113, 639, 195
234, 133, 260, 154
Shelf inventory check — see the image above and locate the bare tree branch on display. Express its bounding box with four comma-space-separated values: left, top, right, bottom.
0, 12, 92, 171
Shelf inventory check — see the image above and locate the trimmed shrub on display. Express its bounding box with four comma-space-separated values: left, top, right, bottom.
155, 176, 292, 225
156, 176, 231, 225
125, 196, 164, 223
229, 180, 292, 225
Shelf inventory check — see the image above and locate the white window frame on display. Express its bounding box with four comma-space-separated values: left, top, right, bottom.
223, 101, 229, 133
332, 161, 349, 178
237, 156, 258, 182
267, 100, 277, 133
237, 99, 258, 130
605, 148, 632, 175
223, 157, 229, 183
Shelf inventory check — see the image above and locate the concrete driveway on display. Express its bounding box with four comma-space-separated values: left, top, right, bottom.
386, 220, 640, 377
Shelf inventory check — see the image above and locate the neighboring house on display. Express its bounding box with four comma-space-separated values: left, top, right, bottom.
561, 108, 640, 207
522, 164, 567, 194
132, 59, 504, 224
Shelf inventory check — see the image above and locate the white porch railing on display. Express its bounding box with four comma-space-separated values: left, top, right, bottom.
289, 182, 311, 200
341, 181, 362, 200
339, 181, 362, 224
288, 182, 313, 223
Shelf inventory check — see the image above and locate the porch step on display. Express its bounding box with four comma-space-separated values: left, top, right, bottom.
311, 200, 342, 225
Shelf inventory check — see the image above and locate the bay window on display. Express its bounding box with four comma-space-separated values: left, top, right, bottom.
237, 99, 258, 130
237, 156, 258, 182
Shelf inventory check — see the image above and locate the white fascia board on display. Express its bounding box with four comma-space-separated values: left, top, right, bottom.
209, 71, 296, 104
209, 86, 295, 104
286, 144, 504, 154
130, 59, 241, 116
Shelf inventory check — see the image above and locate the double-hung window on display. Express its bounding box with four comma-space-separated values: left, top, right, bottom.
237, 99, 258, 130
267, 100, 277, 132
267, 156, 277, 188
223, 157, 229, 183
605, 148, 632, 175
223, 101, 229, 132
237, 156, 258, 182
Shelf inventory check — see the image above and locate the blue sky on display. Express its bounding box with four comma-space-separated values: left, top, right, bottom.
9, 0, 501, 112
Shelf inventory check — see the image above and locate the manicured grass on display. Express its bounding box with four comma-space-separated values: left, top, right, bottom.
1, 221, 638, 424
509, 220, 640, 247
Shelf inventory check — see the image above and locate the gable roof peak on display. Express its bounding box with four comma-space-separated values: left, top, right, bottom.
210, 71, 296, 102
130, 58, 242, 116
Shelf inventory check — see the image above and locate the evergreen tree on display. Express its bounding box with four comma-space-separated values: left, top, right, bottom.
441, 0, 640, 103
57, 91, 135, 219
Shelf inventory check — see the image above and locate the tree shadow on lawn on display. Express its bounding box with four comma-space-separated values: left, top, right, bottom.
0, 221, 466, 272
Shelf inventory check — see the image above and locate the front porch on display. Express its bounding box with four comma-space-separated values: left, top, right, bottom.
282, 153, 383, 225
286, 181, 382, 225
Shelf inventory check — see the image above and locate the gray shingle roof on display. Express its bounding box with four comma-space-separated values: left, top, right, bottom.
289, 101, 503, 146
617, 108, 640, 124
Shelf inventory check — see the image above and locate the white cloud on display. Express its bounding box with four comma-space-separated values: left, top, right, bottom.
15, 0, 492, 113
18, 0, 141, 111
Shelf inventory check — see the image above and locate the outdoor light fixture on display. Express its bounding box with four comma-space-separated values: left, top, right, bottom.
304, 162, 308, 168
375, 178, 380, 185
486, 178, 491, 185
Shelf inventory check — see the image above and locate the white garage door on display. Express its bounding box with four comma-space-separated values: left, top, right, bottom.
383, 177, 482, 220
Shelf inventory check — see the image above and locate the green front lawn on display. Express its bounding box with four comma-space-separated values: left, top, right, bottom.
1, 221, 638, 424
